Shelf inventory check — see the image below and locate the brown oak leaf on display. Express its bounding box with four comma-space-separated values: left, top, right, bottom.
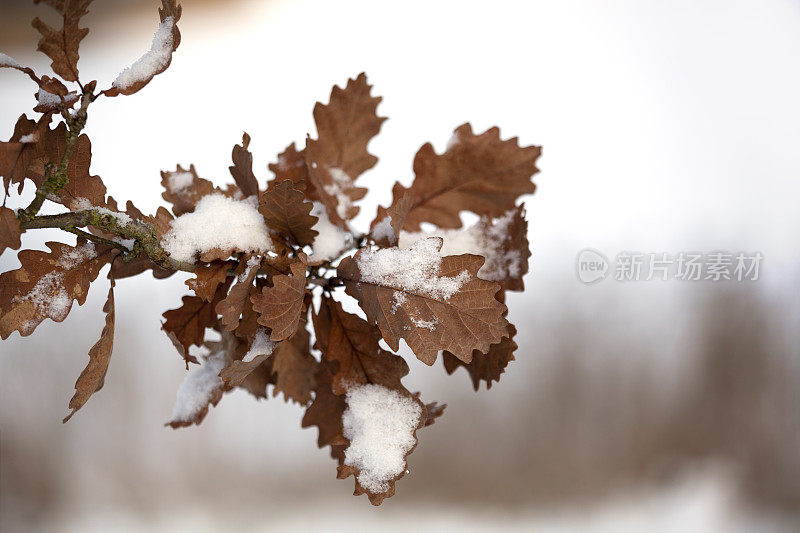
229, 132, 259, 197
337, 238, 509, 365
104, 0, 182, 97
160, 164, 215, 216
63, 278, 115, 422
270, 313, 316, 405
162, 283, 228, 361
305, 73, 386, 227
216, 257, 260, 332
267, 143, 310, 192
0, 239, 112, 339
385, 123, 540, 230
0, 206, 22, 255
258, 180, 319, 247
312, 297, 409, 395
443, 324, 517, 390
1, 115, 42, 194
186, 261, 231, 301
301, 361, 347, 460
32, 0, 93, 82
251, 256, 307, 341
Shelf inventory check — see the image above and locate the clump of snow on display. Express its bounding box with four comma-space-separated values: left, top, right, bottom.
342, 384, 422, 494
112, 17, 174, 90
324, 167, 354, 220
166, 171, 194, 192
410, 316, 437, 331
161, 193, 274, 263
398, 210, 523, 282
12, 243, 97, 329
308, 201, 351, 262
242, 328, 276, 363
355, 238, 469, 300
446, 129, 461, 150
36, 89, 76, 108
171, 348, 226, 422
19, 133, 37, 143
371, 215, 395, 244
0, 52, 21, 68
72, 198, 132, 226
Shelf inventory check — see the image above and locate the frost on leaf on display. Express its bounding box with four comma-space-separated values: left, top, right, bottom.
258, 180, 318, 247
251, 256, 308, 341
313, 297, 409, 395
338, 384, 424, 505
443, 325, 517, 390
399, 204, 531, 291
64, 279, 115, 422
229, 133, 259, 198
31, 0, 92, 82
383, 123, 541, 230
338, 238, 509, 364
0, 206, 22, 255
106, 1, 182, 97
305, 73, 386, 227
0, 239, 112, 339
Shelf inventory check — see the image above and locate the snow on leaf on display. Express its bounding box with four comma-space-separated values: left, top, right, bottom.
384, 123, 540, 230
443, 324, 517, 390
160, 164, 215, 216
167, 337, 230, 429
337, 238, 509, 365
31, 0, 93, 82
305, 73, 386, 227
258, 180, 319, 247
229, 132, 259, 198
106, 1, 182, 96
399, 204, 531, 291
267, 143, 310, 193
64, 279, 115, 422
0, 239, 112, 339
0, 206, 22, 255
369, 193, 412, 247
251, 256, 307, 341
312, 297, 409, 396
337, 383, 425, 505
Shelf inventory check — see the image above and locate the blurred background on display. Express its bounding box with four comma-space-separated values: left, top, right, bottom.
2, 0, 800, 530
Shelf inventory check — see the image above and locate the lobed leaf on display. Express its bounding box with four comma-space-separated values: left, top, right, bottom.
251, 256, 307, 341
229, 132, 259, 197
0, 206, 22, 255
442, 324, 517, 390
32, 0, 93, 82
160, 164, 215, 216
258, 180, 318, 247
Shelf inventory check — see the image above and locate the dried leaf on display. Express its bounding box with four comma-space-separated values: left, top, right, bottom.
162, 283, 228, 360
251, 257, 307, 341
424, 401, 446, 427
186, 261, 230, 301
64, 279, 115, 422
104, 0, 182, 97
271, 313, 316, 405
370, 193, 412, 247
229, 132, 259, 197
160, 164, 215, 216
258, 181, 318, 247
267, 143, 310, 192
305, 73, 386, 226
32, 0, 93, 82
443, 325, 517, 390
337, 239, 509, 365
387, 123, 540, 230
0, 239, 112, 339
301, 361, 347, 460
312, 297, 409, 395
0, 206, 22, 255
216, 257, 260, 332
